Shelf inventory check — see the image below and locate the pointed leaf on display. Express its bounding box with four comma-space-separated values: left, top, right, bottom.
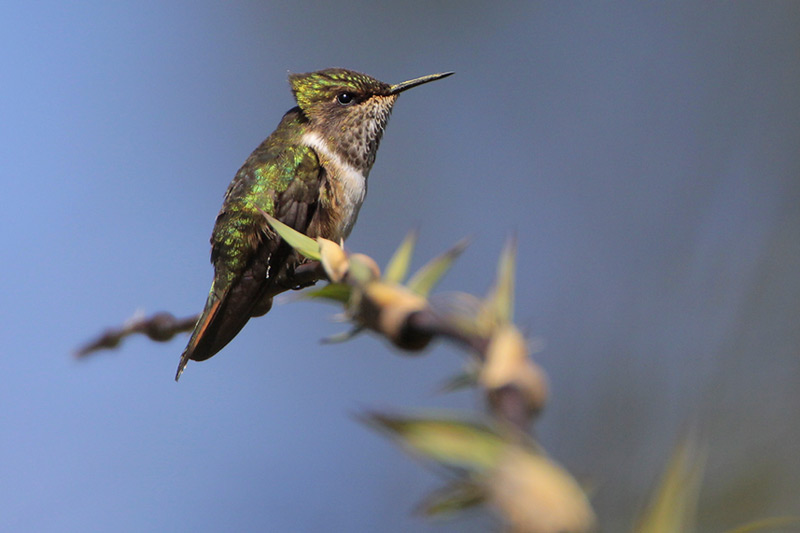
438, 370, 479, 394
384, 229, 418, 283
259, 209, 321, 260
348, 253, 381, 284
303, 283, 352, 303
321, 326, 364, 344
418, 480, 486, 517
407, 237, 470, 297
487, 236, 516, 324
363, 413, 506, 472
635, 437, 705, 533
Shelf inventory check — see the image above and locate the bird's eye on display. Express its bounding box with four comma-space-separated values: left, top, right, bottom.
336, 92, 355, 105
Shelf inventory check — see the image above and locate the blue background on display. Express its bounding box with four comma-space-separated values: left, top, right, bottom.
2, 2, 799, 531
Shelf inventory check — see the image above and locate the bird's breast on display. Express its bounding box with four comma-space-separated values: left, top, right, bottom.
301, 131, 367, 242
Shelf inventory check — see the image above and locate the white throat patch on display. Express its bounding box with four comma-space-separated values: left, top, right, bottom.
301, 131, 367, 238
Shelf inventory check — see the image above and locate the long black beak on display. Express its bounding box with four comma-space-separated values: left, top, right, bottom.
389, 72, 454, 95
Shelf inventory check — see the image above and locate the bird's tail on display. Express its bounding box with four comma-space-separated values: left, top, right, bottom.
174, 279, 275, 381
175, 296, 223, 381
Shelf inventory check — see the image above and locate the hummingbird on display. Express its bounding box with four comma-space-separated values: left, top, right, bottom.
176, 68, 453, 380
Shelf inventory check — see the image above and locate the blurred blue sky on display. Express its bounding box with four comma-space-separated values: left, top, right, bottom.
2, 2, 799, 531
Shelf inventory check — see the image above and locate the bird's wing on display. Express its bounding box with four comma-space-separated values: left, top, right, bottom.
176, 142, 324, 380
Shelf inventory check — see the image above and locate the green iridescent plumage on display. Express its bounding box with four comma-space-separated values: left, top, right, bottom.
290, 70, 390, 115
176, 68, 453, 380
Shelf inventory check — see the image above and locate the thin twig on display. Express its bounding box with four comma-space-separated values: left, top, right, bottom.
74, 312, 198, 357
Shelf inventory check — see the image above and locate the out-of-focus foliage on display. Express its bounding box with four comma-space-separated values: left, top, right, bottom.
635, 437, 799, 533
635, 437, 705, 533
77, 225, 798, 532
262, 223, 589, 531
367, 413, 596, 533
406, 238, 469, 298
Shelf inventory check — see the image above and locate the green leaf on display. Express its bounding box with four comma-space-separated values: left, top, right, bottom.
363, 412, 506, 472
347, 254, 379, 284
487, 236, 516, 324
438, 369, 479, 394
321, 326, 364, 344
259, 209, 321, 260
302, 283, 352, 304
384, 229, 418, 284
418, 480, 486, 517
406, 238, 470, 297
635, 437, 705, 533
